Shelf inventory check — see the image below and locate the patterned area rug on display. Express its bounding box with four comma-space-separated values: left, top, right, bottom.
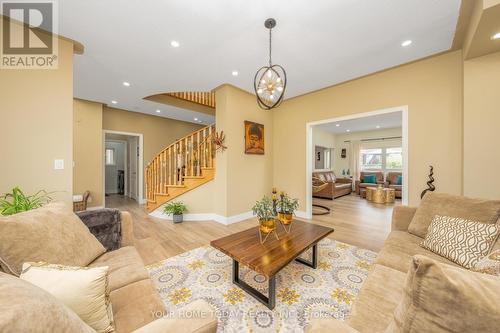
147, 238, 377, 332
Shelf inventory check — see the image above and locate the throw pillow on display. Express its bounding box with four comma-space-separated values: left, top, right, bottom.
421, 215, 500, 269
363, 174, 376, 184
0, 271, 95, 333
385, 255, 500, 333
0, 202, 106, 276
473, 249, 500, 276
408, 192, 500, 238
21, 262, 114, 333
395, 175, 402, 185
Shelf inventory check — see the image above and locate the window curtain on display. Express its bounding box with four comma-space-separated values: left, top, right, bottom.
350, 140, 361, 188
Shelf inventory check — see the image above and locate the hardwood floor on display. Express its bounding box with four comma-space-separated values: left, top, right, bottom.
105, 194, 399, 265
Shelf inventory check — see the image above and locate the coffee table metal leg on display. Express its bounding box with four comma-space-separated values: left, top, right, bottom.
295, 243, 318, 269
232, 260, 276, 310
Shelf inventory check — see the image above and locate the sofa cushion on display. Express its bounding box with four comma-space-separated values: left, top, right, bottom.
0, 272, 95, 333
376, 231, 459, 273
20, 263, 113, 333
385, 255, 500, 333
347, 264, 406, 333
421, 215, 500, 269
408, 192, 500, 239
363, 175, 377, 184
473, 249, 500, 276
89, 246, 149, 292
335, 183, 353, 190
0, 202, 106, 276
110, 279, 165, 333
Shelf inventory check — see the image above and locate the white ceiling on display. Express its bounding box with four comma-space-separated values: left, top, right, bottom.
57, 0, 461, 124
315, 111, 402, 134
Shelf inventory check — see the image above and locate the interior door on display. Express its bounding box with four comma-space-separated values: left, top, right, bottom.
129, 136, 139, 201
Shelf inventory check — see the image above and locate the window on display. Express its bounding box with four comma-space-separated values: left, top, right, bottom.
386, 147, 403, 169
360, 146, 402, 172
361, 148, 382, 170
105, 148, 115, 165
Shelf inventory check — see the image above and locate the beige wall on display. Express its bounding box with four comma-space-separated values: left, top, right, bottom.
332, 127, 402, 176
213, 85, 274, 216
73, 99, 103, 207
102, 106, 202, 181
463, 51, 500, 199
0, 34, 74, 202
273, 51, 464, 208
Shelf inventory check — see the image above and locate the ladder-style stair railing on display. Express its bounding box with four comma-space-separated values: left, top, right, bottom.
145, 124, 215, 212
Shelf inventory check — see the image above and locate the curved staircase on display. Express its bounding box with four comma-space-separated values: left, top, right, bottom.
145, 124, 215, 212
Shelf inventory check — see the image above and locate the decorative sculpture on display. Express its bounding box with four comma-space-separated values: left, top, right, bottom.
420, 165, 436, 199
212, 130, 227, 153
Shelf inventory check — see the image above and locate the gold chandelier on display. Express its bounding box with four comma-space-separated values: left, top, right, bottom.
253, 18, 287, 110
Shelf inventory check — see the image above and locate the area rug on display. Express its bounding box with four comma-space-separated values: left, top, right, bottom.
146, 238, 377, 332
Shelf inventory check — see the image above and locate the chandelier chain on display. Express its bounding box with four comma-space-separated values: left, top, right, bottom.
269, 27, 272, 66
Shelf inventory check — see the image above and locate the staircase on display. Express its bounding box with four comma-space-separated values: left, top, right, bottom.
145, 124, 215, 212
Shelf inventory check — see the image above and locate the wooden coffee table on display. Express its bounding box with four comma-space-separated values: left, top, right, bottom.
210, 220, 334, 309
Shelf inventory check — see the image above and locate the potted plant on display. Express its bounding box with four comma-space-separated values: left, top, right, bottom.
252, 196, 278, 243
277, 192, 299, 232
163, 201, 187, 223
0, 187, 52, 216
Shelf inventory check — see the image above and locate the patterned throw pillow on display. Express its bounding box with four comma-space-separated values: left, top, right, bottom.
473, 249, 500, 276
421, 215, 500, 269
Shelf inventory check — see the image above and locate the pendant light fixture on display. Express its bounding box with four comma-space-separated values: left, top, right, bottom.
254, 18, 287, 110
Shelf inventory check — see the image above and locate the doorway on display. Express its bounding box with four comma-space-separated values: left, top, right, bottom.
306, 106, 409, 218
103, 130, 144, 207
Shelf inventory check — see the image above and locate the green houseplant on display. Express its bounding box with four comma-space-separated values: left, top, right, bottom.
0, 187, 52, 216
252, 196, 279, 243
277, 193, 299, 232
163, 201, 187, 223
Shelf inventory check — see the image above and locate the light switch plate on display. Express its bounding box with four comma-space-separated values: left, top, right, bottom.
54, 159, 64, 170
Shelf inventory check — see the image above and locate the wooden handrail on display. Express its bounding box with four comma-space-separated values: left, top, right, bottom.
145, 124, 216, 203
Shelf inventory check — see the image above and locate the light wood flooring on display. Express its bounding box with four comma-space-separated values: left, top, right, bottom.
105, 194, 399, 265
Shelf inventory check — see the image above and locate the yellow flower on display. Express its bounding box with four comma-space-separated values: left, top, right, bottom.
168, 287, 192, 305
188, 260, 205, 270
356, 260, 373, 270
317, 261, 332, 270
331, 288, 354, 305
336, 243, 350, 250
224, 287, 245, 305
277, 288, 300, 305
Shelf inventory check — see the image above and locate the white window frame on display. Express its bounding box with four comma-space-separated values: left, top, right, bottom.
360, 146, 402, 173
105, 148, 115, 166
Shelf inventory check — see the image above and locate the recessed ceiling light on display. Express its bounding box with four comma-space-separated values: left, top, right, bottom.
123, 81, 130, 87
194, 118, 198, 121
156, 109, 161, 113
111, 100, 117, 104
232, 70, 239, 76
335, 124, 340, 127
401, 40, 412, 47
198, 120, 202, 123
376, 125, 381, 129
491, 32, 500, 40
346, 129, 351, 132
170, 40, 180, 48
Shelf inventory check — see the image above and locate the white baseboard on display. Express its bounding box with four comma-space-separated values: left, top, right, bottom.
86, 205, 105, 211
149, 210, 254, 226
295, 210, 311, 219
149, 210, 310, 225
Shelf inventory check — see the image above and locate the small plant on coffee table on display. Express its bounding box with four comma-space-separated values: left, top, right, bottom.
252, 196, 279, 244
277, 192, 299, 233
163, 201, 187, 223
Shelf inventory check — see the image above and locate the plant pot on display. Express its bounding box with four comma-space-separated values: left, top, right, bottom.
259, 218, 276, 234
278, 212, 293, 226
173, 214, 183, 223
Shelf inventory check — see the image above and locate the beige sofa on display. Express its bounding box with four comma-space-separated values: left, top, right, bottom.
307, 195, 500, 333
0, 206, 218, 333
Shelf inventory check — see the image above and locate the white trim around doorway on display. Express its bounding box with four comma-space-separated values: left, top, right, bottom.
103, 130, 145, 206
305, 106, 409, 219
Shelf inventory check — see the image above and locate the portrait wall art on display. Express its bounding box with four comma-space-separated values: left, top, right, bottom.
244, 121, 264, 155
